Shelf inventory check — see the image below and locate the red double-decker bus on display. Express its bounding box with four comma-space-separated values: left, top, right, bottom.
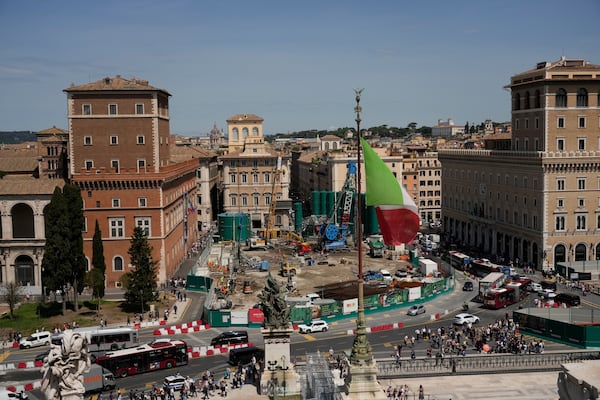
96, 339, 188, 378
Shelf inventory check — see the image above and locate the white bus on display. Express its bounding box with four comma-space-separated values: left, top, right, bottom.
51, 327, 138, 360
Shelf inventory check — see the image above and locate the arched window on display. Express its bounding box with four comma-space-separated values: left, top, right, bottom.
575, 243, 587, 261
242, 128, 249, 138
252, 127, 259, 136
576, 88, 588, 107
513, 93, 521, 110
534, 90, 541, 108
556, 88, 567, 108
524, 91, 530, 109
554, 244, 566, 264
15, 255, 35, 286
12, 203, 35, 238
114, 256, 124, 271
232, 128, 239, 141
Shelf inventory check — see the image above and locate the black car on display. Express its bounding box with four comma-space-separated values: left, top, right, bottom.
462, 281, 474, 291
210, 330, 249, 347
554, 292, 580, 306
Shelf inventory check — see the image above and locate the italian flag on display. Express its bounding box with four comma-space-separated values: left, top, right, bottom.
361, 138, 420, 245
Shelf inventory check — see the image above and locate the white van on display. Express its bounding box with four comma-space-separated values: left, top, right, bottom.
19, 331, 52, 349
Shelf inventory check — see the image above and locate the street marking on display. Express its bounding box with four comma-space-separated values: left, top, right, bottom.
0, 350, 10, 363
383, 342, 393, 348
303, 334, 317, 341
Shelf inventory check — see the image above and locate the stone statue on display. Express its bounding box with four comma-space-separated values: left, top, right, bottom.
258, 272, 290, 329
41, 330, 91, 400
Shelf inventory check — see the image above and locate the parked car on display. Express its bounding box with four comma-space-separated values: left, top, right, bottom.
407, 304, 426, 316
380, 269, 393, 283
297, 320, 329, 334
452, 313, 480, 325
395, 269, 408, 278
19, 331, 52, 349
164, 375, 187, 391
462, 281, 474, 291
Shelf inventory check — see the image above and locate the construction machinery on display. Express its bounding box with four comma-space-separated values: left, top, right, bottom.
264, 155, 283, 242
317, 161, 356, 252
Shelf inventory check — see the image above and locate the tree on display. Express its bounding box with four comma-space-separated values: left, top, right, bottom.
1, 282, 23, 319
122, 227, 158, 312
63, 184, 86, 311
90, 220, 106, 298
42, 186, 72, 315
42, 184, 86, 314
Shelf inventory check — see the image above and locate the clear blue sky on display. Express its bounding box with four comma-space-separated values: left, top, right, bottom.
1, 0, 599, 136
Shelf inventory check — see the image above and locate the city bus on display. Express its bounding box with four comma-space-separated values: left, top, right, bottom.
482, 287, 516, 309
51, 327, 138, 361
468, 258, 502, 278
447, 250, 472, 270
95, 339, 188, 378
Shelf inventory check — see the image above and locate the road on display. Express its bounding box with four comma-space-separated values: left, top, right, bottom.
5, 261, 600, 398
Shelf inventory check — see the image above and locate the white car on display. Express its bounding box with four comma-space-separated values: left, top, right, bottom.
452, 313, 480, 325
541, 289, 557, 299
164, 375, 187, 391
298, 320, 329, 334
19, 331, 52, 349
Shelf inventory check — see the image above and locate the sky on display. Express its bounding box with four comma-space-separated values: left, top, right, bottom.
1, 0, 599, 136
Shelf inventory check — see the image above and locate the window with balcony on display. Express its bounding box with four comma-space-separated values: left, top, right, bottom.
557, 138, 565, 151
578, 138, 586, 150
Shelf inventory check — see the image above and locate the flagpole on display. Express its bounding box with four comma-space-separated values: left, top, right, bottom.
349, 88, 373, 366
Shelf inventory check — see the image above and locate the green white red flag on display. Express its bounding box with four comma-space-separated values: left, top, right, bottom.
361, 138, 420, 245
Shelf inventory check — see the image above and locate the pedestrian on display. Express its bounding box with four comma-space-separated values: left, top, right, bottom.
419, 385, 425, 400
174, 304, 178, 315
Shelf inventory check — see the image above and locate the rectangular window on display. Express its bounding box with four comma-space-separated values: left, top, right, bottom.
242, 196, 248, 206
253, 174, 259, 183
135, 103, 144, 114
555, 216, 565, 231
83, 104, 91, 115
135, 217, 151, 236
557, 198, 564, 208
84, 136, 92, 145
111, 160, 119, 173
557, 138, 565, 151
535, 118, 539, 129
230, 174, 236, 184
110, 135, 118, 145
138, 197, 147, 207
137, 135, 145, 144
231, 196, 237, 206
578, 178, 586, 190
241, 174, 247, 183
109, 104, 117, 115
109, 217, 125, 238
557, 117, 565, 128
525, 119, 529, 129
265, 174, 270, 183
137, 159, 146, 170
85, 160, 93, 170
533, 215, 538, 229
576, 215, 587, 230
578, 116, 586, 128
112, 198, 120, 208
557, 178, 565, 191
578, 138, 585, 150
253, 195, 259, 206
83, 217, 88, 233
578, 198, 585, 208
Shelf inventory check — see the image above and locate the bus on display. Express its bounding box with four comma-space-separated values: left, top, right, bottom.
96, 339, 188, 378
448, 250, 471, 270
52, 327, 138, 361
468, 258, 502, 278
483, 287, 516, 309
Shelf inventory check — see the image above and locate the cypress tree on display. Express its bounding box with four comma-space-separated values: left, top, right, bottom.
90, 220, 106, 298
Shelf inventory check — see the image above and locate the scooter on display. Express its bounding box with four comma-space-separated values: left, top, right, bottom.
462, 303, 469, 311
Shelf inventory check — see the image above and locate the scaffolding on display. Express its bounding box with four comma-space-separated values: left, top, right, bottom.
299, 352, 344, 400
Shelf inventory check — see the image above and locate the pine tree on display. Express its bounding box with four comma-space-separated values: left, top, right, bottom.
63, 183, 86, 311
123, 226, 158, 312
42, 186, 71, 314
89, 220, 106, 298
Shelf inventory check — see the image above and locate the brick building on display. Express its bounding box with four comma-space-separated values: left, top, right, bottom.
64, 76, 198, 287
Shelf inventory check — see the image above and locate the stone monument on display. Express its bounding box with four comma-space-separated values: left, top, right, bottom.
259, 272, 301, 399
41, 329, 91, 400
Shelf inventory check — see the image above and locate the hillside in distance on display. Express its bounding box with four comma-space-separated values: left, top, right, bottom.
0, 131, 37, 144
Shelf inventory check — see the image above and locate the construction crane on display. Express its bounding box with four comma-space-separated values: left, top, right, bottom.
318, 161, 357, 252
265, 154, 282, 241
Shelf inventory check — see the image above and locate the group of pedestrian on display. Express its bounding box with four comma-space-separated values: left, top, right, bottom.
384, 384, 425, 400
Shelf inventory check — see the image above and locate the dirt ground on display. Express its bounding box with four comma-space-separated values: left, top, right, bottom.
230, 242, 411, 309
